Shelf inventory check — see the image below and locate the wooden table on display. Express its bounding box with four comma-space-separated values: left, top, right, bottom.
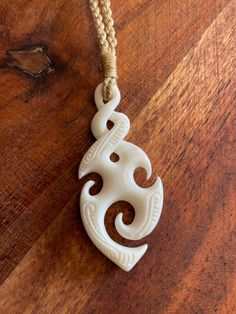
0, 0, 235, 313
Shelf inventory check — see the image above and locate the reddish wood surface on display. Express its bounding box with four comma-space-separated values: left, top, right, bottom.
0, 0, 235, 313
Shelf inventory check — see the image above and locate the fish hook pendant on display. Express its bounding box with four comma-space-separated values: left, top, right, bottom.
79, 84, 163, 271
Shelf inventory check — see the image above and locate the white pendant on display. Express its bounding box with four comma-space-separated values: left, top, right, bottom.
79, 84, 163, 271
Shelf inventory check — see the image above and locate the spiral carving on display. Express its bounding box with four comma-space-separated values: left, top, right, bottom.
79, 83, 163, 271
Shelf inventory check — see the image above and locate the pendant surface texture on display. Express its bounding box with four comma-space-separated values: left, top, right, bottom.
79, 84, 163, 271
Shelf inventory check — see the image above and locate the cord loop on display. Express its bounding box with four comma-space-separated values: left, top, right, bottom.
89, 0, 117, 101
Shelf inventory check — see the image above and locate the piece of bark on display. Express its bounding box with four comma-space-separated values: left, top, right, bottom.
6, 46, 54, 77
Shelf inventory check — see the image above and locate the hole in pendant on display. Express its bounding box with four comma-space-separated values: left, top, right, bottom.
85, 173, 103, 196
134, 167, 155, 188
110, 152, 120, 162
107, 120, 114, 130
105, 201, 136, 245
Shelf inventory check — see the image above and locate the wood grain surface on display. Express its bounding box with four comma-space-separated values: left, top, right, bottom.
0, 0, 235, 313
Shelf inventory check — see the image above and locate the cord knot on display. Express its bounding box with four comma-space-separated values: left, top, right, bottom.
101, 52, 117, 78
101, 52, 117, 101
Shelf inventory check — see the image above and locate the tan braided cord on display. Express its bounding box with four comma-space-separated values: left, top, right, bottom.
89, 0, 117, 101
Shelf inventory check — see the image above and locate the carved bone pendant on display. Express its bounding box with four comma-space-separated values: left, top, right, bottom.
79, 84, 163, 271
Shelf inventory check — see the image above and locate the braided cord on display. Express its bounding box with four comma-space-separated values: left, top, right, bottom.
89, 0, 117, 101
